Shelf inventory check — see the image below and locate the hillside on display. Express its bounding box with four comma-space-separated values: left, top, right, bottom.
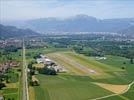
0, 24, 39, 39
27, 15, 134, 33
2, 15, 134, 33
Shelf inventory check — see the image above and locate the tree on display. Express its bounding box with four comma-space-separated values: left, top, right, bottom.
39, 67, 57, 75
123, 62, 126, 64
0, 82, 5, 89
4, 46, 18, 53
121, 66, 125, 70
28, 63, 33, 69
130, 58, 133, 64
31, 80, 39, 86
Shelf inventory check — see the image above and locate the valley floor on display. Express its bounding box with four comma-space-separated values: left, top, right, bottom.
28, 51, 134, 100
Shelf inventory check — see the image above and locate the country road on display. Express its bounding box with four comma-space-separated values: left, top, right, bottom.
22, 39, 29, 100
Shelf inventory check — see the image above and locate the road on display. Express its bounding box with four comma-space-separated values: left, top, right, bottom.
22, 39, 29, 100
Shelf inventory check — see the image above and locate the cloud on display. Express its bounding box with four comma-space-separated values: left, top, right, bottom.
0, 0, 134, 21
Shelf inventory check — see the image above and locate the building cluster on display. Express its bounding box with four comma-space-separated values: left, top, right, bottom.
36, 54, 67, 72
0, 39, 22, 48
0, 61, 20, 75
95, 57, 107, 60
25, 37, 47, 48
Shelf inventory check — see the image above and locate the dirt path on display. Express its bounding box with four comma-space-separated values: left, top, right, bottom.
93, 82, 128, 94
91, 80, 134, 100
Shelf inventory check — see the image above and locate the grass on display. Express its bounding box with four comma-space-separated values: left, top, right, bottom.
47, 53, 89, 75
0, 47, 22, 100
29, 86, 35, 100
26, 47, 71, 63
0, 68, 21, 100
2, 88, 18, 94
27, 48, 134, 100
0, 88, 19, 100
0, 49, 22, 63
34, 74, 112, 100
101, 87, 134, 100
33, 64, 44, 68
4, 93, 18, 100
65, 52, 122, 71
96, 55, 134, 84
122, 84, 134, 100
47, 52, 123, 79
3, 69, 19, 83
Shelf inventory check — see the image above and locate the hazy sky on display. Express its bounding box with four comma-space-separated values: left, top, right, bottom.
0, 0, 134, 21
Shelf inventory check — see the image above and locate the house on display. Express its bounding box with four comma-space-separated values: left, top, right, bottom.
36, 58, 44, 64
45, 58, 53, 65
36, 54, 67, 73
96, 57, 107, 60
0, 63, 10, 75
47, 65, 67, 73
31, 76, 39, 86
36, 54, 53, 65
10, 61, 20, 67
0, 96, 4, 100
40, 54, 46, 58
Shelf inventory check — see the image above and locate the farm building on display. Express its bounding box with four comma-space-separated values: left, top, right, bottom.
36, 54, 67, 73
36, 54, 53, 65
0, 96, 4, 100
36, 58, 45, 64
31, 76, 39, 86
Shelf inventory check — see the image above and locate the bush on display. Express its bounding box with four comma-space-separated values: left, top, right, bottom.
0, 82, 6, 89
39, 67, 57, 75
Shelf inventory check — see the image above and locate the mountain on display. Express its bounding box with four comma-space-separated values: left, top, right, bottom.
1, 15, 134, 34
0, 24, 40, 39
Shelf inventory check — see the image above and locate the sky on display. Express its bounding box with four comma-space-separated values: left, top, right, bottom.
0, 0, 134, 21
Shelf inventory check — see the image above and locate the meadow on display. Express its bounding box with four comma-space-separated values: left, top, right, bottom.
34, 74, 112, 100
29, 49, 134, 100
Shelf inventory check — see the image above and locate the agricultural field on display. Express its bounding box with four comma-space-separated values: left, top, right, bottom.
34, 74, 112, 100
29, 49, 134, 100
0, 68, 22, 100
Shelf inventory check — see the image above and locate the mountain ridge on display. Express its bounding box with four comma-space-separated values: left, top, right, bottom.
0, 24, 40, 39
1, 15, 134, 35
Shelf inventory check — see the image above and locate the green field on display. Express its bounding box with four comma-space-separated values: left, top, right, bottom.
29, 49, 134, 100
47, 52, 123, 79
26, 47, 71, 63
0, 49, 22, 63
34, 74, 112, 100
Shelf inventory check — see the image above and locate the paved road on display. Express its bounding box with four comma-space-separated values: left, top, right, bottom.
22, 39, 29, 100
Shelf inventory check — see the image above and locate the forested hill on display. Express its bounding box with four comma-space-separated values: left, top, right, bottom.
0, 24, 40, 39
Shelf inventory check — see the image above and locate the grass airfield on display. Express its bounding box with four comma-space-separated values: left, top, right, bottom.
47, 52, 124, 79
29, 50, 134, 100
